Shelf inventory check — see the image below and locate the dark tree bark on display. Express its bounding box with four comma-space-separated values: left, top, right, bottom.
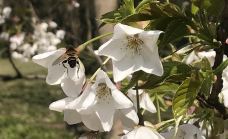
208, 0, 228, 119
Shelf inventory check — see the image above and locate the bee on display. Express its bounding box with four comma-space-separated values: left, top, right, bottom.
52, 47, 81, 78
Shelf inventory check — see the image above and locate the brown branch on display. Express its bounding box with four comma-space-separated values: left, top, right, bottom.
207, 0, 228, 120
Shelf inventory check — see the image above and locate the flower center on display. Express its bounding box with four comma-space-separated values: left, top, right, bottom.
96, 83, 112, 103
126, 34, 144, 54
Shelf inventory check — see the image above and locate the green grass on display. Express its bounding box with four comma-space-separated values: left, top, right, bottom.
0, 58, 75, 139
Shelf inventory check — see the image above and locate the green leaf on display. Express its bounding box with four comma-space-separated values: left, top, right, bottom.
135, 0, 156, 13
213, 59, 228, 75
100, 0, 135, 24
140, 61, 192, 89
191, 3, 199, 15
192, 0, 224, 17
160, 18, 190, 47
149, 82, 179, 93
172, 72, 202, 118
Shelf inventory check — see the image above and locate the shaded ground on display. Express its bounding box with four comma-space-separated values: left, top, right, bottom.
0, 59, 75, 139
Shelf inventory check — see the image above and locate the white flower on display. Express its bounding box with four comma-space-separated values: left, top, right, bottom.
67, 70, 133, 131
121, 126, 165, 139
32, 48, 85, 97
161, 124, 205, 139
72, 1, 80, 8
114, 108, 139, 133
48, 21, 58, 28
184, 50, 216, 66
128, 89, 157, 113
49, 95, 104, 131
0, 32, 9, 40
10, 33, 25, 47
56, 30, 65, 39
2, 7, 12, 18
96, 23, 163, 82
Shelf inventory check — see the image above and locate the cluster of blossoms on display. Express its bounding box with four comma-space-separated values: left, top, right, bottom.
32, 23, 205, 139
10, 22, 65, 62
0, 6, 65, 62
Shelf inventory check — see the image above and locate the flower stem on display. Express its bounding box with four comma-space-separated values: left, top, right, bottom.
136, 81, 144, 126
77, 32, 113, 52
89, 57, 110, 82
155, 93, 161, 123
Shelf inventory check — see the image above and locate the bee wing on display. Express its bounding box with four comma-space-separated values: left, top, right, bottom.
52, 54, 69, 66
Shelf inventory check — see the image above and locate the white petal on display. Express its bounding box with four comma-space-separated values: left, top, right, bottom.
135, 127, 165, 139
46, 63, 67, 85
112, 53, 143, 82
128, 88, 144, 96
95, 70, 116, 90
49, 97, 74, 112
121, 126, 165, 139
64, 110, 81, 125
61, 76, 85, 97
140, 93, 157, 113
118, 108, 139, 132
66, 84, 96, 113
120, 108, 139, 124
32, 48, 66, 68
96, 39, 127, 61
139, 31, 162, 53
222, 91, 228, 107
114, 23, 143, 37
81, 113, 104, 131
112, 89, 133, 109
140, 46, 163, 76
94, 104, 115, 131
67, 59, 85, 82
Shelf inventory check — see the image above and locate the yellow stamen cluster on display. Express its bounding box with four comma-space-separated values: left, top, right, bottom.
126, 34, 144, 54
96, 83, 111, 102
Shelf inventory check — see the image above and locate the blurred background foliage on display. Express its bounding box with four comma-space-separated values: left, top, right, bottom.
0, 0, 228, 139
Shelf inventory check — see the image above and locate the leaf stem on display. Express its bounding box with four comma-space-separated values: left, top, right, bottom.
89, 57, 110, 82
136, 81, 144, 126
77, 32, 113, 52
155, 93, 162, 123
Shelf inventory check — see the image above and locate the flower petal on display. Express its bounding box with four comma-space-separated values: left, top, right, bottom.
135, 127, 165, 139
121, 126, 165, 139
112, 89, 133, 109
139, 31, 162, 53
114, 23, 143, 37
66, 84, 96, 114
32, 48, 66, 68
67, 59, 85, 82
64, 110, 81, 125
49, 97, 74, 112
96, 39, 127, 61
46, 63, 67, 85
61, 76, 85, 97
81, 113, 104, 132
120, 108, 139, 124
94, 104, 115, 131
112, 53, 143, 82
140, 46, 163, 76
140, 93, 157, 113
95, 70, 116, 90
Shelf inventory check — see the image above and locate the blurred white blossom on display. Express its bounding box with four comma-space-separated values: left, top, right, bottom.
2, 6, 12, 18
56, 30, 65, 39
